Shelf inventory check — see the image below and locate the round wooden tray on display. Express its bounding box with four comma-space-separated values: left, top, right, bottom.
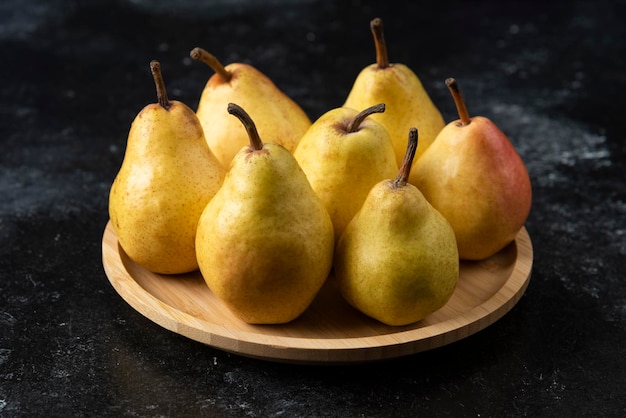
102, 221, 533, 364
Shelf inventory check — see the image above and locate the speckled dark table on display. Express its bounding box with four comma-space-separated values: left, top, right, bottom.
1, 0, 625, 416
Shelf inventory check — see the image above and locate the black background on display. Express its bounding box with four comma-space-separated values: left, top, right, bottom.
1, 0, 625, 416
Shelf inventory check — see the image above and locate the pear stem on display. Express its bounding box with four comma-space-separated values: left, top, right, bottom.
346, 103, 385, 133
227, 103, 264, 151
393, 128, 418, 188
446, 78, 471, 126
190, 47, 233, 82
150, 61, 171, 110
370, 18, 389, 69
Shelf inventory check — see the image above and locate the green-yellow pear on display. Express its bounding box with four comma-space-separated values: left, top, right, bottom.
195, 103, 334, 324
109, 61, 226, 274
410, 78, 532, 260
293, 103, 398, 241
190, 47, 311, 168
334, 128, 459, 326
343, 18, 445, 166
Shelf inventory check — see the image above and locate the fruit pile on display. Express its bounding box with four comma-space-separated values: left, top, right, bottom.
108, 18, 532, 327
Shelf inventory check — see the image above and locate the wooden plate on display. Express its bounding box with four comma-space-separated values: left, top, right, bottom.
102, 221, 533, 364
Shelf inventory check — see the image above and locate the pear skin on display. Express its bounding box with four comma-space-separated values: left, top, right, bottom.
195, 103, 334, 324
335, 128, 459, 326
109, 61, 225, 274
293, 104, 398, 241
410, 78, 532, 260
343, 18, 445, 166
190, 48, 311, 168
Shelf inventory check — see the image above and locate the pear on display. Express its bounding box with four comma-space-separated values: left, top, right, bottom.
335, 128, 459, 326
409, 78, 532, 260
293, 103, 398, 241
343, 18, 445, 166
190, 47, 311, 168
195, 103, 334, 324
109, 61, 225, 274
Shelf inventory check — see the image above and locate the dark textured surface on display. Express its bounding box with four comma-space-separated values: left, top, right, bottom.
1, 0, 625, 416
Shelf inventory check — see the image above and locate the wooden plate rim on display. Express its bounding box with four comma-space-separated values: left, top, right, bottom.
102, 221, 533, 364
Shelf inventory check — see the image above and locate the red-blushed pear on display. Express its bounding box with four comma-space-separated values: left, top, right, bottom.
190, 47, 311, 168
195, 104, 334, 325
409, 78, 532, 260
334, 128, 459, 327
343, 18, 445, 167
109, 61, 225, 274
293, 103, 398, 242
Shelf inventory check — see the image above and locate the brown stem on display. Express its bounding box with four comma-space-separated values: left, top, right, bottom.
393, 127, 418, 188
150, 61, 170, 110
190, 47, 232, 82
445, 78, 471, 126
227, 103, 264, 151
346, 103, 385, 133
370, 18, 389, 69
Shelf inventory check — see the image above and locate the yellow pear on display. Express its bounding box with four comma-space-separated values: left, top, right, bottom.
109, 61, 225, 274
293, 103, 398, 241
343, 18, 445, 166
410, 78, 532, 260
335, 128, 459, 326
190, 47, 311, 168
195, 103, 334, 324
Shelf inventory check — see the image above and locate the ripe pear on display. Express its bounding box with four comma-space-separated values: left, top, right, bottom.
190, 47, 311, 168
195, 103, 334, 324
409, 78, 532, 260
335, 128, 459, 326
293, 103, 398, 241
343, 18, 445, 166
109, 61, 226, 274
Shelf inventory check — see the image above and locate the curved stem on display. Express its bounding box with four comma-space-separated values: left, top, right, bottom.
150, 61, 171, 110
227, 103, 264, 151
370, 18, 389, 69
346, 103, 385, 133
393, 127, 418, 188
446, 78, 471, 126
190, 47, 232, 82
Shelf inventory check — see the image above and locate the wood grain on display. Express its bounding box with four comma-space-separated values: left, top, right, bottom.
102, 221, 533, 364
